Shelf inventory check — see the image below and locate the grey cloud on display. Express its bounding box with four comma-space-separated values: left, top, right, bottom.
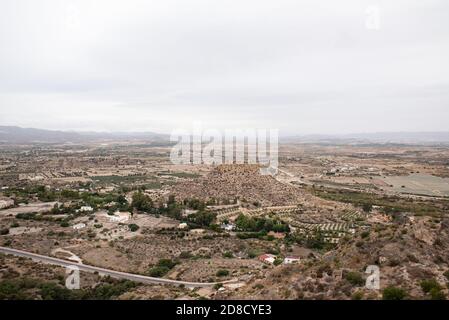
0, 0, 448, 134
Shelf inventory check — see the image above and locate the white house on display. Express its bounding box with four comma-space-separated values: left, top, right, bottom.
79, 206, 94, 212
283, 256, 301, 264
73, 223, 86, 230
221, 223, 236, 231
108, 212, 130, 223
178, 222, 188, 230
258, 254, 276, 264
0, 199, 14, 210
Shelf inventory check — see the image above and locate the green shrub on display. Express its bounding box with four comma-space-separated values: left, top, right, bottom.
131, 191, 153, 212
216, 269, 229, 277
148, 266, 170, 277
273, 258, 283, 266
157, 259, 177, 269
222, 251, 233, 258
247, 250, 257, 259
351, 291, 364, 300
39, 282, 75, 300
382, 286, 407, 300
128, 224, 139, 232
420, 279, 441, 294
213, 283, 223, 290
420, 278, 446, 300
429, 288, 446, 300
179, 251, 192, 259
345, 272, 365, 287
148, 259, 177, 277
360, 231, 370, 239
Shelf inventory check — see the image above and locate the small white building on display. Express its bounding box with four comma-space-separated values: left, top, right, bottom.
283, 256, 301, 264
79, 206, 94, 212
221, 223, 236, 231
0, 199, 14, 210
108, 212, 130, 223
178, 222, 188, 230
258, 254, 276, 264
73, 223, 86, 230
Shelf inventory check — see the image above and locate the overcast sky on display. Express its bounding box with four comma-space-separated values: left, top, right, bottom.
0, 0, 448, 134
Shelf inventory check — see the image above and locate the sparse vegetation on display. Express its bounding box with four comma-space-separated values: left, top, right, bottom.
382, 287, 407, 300
148, 259, 178, 278
420, 279, 446, 300
216, 269, 230, 277
345, 272, 365, 287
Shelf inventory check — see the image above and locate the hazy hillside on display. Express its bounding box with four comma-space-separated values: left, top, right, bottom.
0, 126, 83, 144
2, 126, 449, 145
283, 132, 449, 145
0, 126, 169, 144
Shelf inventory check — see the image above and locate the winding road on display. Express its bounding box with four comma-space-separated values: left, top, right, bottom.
0, 246, 231, 288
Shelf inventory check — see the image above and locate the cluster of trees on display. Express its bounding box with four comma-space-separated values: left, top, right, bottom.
158, 195, 183, 220
187, 211, 216, 227
313, 187, 446, 218
0, 277, 137, 300
81, 193, 129, 212
130, 193, 185, 219
130, 191, 153, 212
235, 214, 290, 233
182, 198, 206, 211
148, 259, 178, 278
4, 185, 131, 212
131, 194, 217, 227
290, 231, 335, 251
216, 269, 229, 277
16, 212, 44, 221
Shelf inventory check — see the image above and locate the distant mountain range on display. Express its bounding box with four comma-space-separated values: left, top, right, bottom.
1, 126, 449, 145
282, 132, 449, 145
0, 126, 169, 144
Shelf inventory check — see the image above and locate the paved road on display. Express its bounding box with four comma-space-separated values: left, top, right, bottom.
0, 246, 227, 288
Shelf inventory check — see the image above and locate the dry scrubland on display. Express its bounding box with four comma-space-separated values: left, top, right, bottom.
1, 141, 449, 300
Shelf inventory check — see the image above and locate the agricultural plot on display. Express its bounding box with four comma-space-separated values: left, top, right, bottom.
0, 202, 58, 217
277, 207, 364, 244
216, 208, 244, 221
169, 258, 264, 282
341, 210, 366, 221
382, 173, 449, 197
